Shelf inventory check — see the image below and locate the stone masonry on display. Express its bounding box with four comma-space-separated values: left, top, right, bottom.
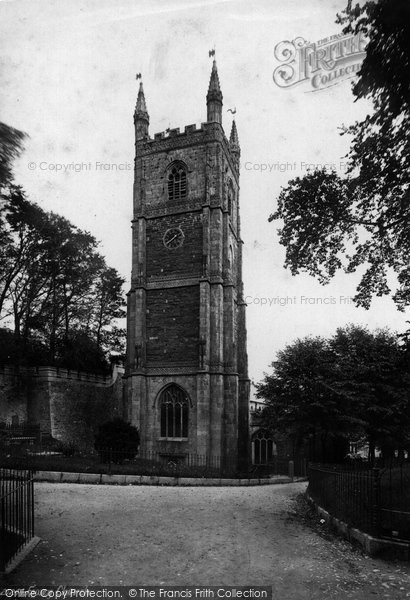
124, 61, 250, 469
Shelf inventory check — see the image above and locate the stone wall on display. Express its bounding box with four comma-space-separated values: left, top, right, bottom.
0, 365, 125, 450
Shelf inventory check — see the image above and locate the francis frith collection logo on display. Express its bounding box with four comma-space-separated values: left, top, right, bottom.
273, 31, 367, 91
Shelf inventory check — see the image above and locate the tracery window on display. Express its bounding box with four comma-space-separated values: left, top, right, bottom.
168, 166, 187, 201
252, 430, 275, 465
159, 384, 189, 438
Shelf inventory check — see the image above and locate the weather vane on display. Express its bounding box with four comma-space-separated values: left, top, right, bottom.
136, 73, 142, 80
227, 108, 237, 115
208, 48, 215, 58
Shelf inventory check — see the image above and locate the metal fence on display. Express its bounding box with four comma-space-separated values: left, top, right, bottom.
98, 448, 224, 476
0, 468, 35, 572
308, 463, 410, 542
0, 436, 308, 480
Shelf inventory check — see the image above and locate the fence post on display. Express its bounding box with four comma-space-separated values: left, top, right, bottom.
30, 471, 35, 537
1, 496, 5, 572
288, 460, 294, 481
108, 448, 112, 475
372, 467, 381, 537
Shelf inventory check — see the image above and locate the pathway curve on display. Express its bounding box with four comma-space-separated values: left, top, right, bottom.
2, 482, 410, 599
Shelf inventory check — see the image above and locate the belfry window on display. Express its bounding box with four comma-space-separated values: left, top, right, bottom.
168, 166, 187, 201
160, 384, 189, 438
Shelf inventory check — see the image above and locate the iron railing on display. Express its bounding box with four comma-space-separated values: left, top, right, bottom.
0, 436, 307, 479
0, 468, 35, 572
308, 463, 410, 542
98, 448, 225, 477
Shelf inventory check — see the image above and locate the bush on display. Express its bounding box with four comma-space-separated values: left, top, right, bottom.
94, 418, 140, 463
0, 327, 49, 366
54, 441, 78, 457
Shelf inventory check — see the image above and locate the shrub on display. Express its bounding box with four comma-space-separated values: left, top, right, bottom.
94, 418, 140, 463
54, 441, 78, 457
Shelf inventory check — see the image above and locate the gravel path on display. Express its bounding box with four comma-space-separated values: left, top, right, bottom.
2, 482, 410, 599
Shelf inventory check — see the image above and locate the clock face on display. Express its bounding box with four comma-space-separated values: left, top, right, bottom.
163, 227, 185, 249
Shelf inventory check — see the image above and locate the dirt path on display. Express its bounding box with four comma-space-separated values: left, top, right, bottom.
2, 482, 410, 599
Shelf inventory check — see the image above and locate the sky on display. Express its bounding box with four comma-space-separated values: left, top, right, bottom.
1, 0, 407, 389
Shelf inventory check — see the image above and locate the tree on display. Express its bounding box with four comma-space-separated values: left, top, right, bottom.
0, 186, 50, 327
91, 266, 125, 351
257, 334, 355, 461
270, 0, 410, 310
0, 121, 125, 370
330, 326, 410, 458
257, 325, 410, 461
0, 189, 126, 369
0, 123, 27, 186
56, 330, 109, 374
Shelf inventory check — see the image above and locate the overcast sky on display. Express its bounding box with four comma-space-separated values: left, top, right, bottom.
1, 0, 407, 388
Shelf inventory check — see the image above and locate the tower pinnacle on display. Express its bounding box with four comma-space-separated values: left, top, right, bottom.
229, 119, 240, 149
206, 60, 223, 124
134, 81, 150, 140
229, 119, 240, 169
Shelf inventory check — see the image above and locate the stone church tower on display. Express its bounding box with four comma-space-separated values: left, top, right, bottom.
125, 61, 250, 469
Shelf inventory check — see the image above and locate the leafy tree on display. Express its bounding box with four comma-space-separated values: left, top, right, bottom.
330, 326, 410, 458
0, 123, 27, 186
257, 325, 410, 461
0, 123, 125, 370
0, 190, 126, 369
0, 327, 49, 366
56, 330, 109, 374
0, 122, 125, 370
257, 335, 353, 461
271, 0, 410, 310
90, 266, 125, 350
101, 325, 126, 367
0, 186, 51, 328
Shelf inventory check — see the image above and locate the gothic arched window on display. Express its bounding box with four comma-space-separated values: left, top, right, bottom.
252, 430, 276, 465
168, 165, 187, 201
159, 384, 189, 438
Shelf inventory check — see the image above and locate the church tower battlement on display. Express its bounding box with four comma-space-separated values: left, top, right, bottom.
125, 61, 250, 469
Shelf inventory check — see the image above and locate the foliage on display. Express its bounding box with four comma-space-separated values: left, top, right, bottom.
257, 325, 410, 460
0, 123, 27, 186
54, 440, 78, 457
94, 418, 140, 462
270, 0, 410, 310
0, 186, 125, 370
0, 327, 49, 366
55, 331, 111, 374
